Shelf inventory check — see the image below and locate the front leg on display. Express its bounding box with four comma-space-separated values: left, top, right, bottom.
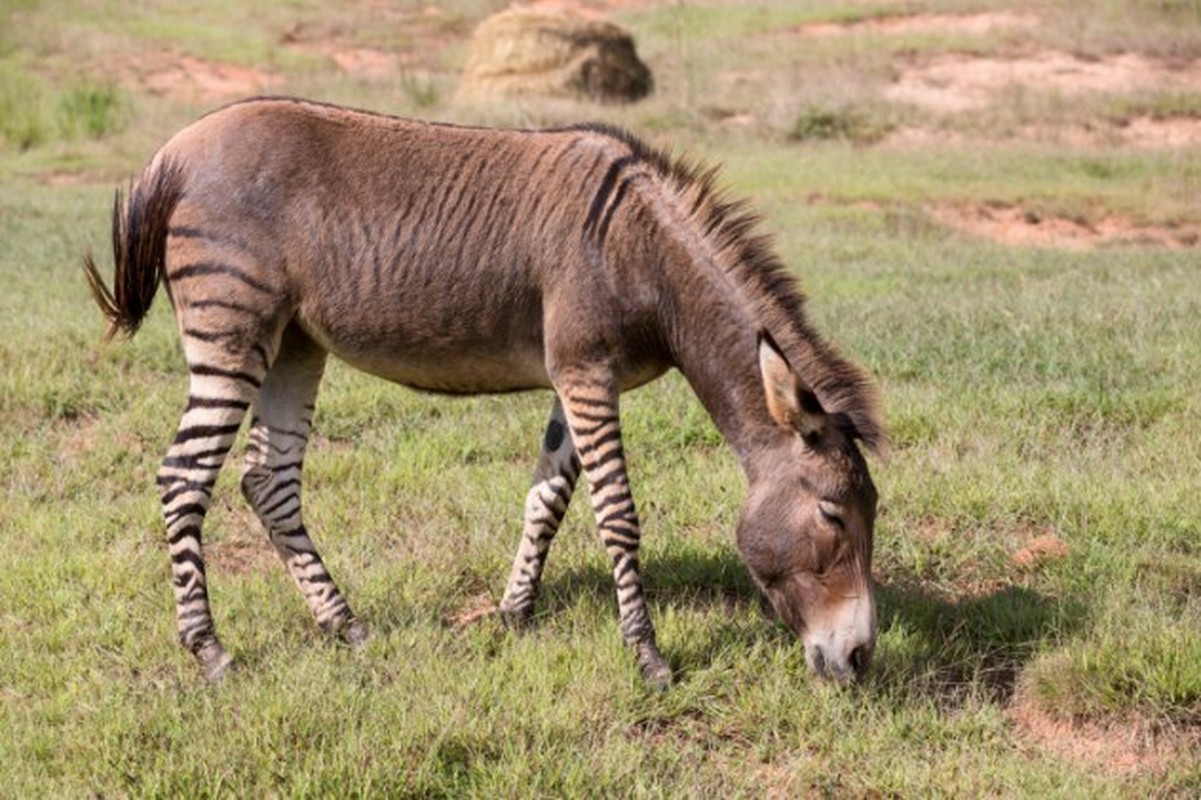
556, 374, 672, 689
499, 397, 581, 626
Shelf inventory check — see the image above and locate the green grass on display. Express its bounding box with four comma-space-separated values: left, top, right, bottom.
2, 0, 1201, 795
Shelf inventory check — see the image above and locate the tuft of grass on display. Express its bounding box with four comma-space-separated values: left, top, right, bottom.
788, 103, 894, 144
0, 63, 48, 149
57, 81, 126, 140
0, 66, 127, 149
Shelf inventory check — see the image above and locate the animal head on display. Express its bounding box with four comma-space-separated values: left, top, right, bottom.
738, 334, 879, 683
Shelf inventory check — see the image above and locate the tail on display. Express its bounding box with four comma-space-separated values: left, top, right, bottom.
83, 158, 186, 340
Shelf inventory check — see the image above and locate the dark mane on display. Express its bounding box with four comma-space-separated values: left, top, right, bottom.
574, 123, 887, 453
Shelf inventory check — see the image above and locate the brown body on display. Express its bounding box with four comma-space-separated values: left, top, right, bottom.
85, 98, 885, 685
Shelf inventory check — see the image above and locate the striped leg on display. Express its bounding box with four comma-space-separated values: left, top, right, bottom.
558, 377, 671, 688
158, 355, 263, 682
499, 398, 581, 626
239, 325, 365, 645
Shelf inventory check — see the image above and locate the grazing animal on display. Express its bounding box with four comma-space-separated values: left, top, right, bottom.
84, 97, 886, 687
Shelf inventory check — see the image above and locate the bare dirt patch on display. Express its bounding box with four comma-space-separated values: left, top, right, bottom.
127, 54, 278, 104
884, 116, 1201, 149
280, 15, 453, 82
1007, 688, 1200, 779
56, 413, 147, 465
208, 505, 277, 576
1013, 534, 1069, 568
1121, 115, 1201, 147
886, 52, 1201, 113
794, 11, 1038, 39
931, 204, 1201, 250
441, 592, 498, 629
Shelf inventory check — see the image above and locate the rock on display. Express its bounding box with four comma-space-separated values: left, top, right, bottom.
456, 5, 653, 104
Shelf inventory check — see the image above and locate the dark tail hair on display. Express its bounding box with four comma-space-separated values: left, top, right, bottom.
83, 159, 186, 340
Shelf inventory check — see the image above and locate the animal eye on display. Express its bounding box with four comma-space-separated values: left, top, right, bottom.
818, 502, 844, 528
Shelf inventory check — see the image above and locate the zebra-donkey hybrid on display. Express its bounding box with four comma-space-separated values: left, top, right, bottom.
84, 97, 886, 687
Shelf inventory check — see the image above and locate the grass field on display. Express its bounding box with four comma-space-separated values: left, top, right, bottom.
2, 0, 1200, 795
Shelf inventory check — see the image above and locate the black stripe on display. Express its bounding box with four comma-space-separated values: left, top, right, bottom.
614, 556, 639, 580
186, 396, 251, 412
190, 363, 263, 388
167, 262, 274, 295
599, 506, 638, 530
603, 535, 640, 554
527, 510, 562, 529
167, 524, 200, 546
183, 327, 232, 343
601, 514, 640, 536
263, 458, 305, 474
170, 549, 206, 572
570, 407, 617, 425
265, 427, 308, 441
161, 445, 231, 470
595, 177, 632, 245
620, 584, 644, 603
189, 298, 262, 316
587, 460, 627, 493
576, 427, 624, 458
546, 480, 573, 505
567, 394, 612, 410
260, 490, 299, 518
173, 422, 242, 445
593, 491, 632, 517
169, 226, 254, 255
165, 503, 208, 526
572, 416, 618, 438
257, 477, 301, 506
160, 481, 212, 505
584, 156, 636, 237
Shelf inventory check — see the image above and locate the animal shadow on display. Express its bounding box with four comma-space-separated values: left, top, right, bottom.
538, 546, 1083, 699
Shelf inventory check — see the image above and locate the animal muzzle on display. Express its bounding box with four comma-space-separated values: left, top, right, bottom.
801, 590, 877, 683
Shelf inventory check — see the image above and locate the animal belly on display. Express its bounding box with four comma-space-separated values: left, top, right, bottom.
306, 322, 551, 394
343, 347, 552, 393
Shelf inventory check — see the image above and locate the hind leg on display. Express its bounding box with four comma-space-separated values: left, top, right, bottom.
499, 397, 581, 626
240, 323, 366, 646
159, 347, 264, 682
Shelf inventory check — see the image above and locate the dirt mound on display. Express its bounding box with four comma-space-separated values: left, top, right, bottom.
887, 52, 1201, 113
932, 204, 1201, 250
456, 5, 653, 104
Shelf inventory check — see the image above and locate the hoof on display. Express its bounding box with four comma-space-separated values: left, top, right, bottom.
636, 641, 672, 691
341, 619, 370, 649
497, 604, 534, 632
197, 642, 235, 684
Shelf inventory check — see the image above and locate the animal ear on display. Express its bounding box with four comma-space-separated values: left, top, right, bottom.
758, 332, 828, 441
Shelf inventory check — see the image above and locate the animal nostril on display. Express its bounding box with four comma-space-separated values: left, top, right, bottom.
810, 646, 827, 676
849, 644, 872, 677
